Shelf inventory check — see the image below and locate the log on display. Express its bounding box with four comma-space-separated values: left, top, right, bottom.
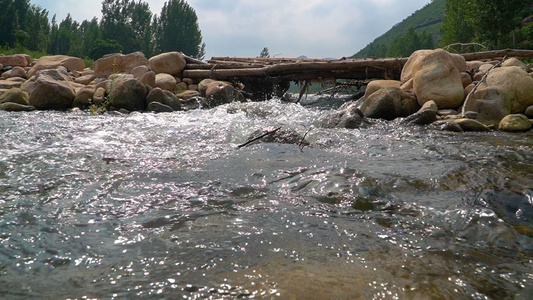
183, 57, 407, 80
460, 49, 533, 61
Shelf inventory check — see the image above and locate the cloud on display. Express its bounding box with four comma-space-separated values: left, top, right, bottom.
30, 0, 431, 59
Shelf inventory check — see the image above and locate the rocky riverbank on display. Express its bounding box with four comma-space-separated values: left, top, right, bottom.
0, 49, 532, 133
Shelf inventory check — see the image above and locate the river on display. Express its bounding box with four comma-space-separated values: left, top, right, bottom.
1, 97, 532, 299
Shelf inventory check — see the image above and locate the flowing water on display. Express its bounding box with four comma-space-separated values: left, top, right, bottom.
0, 97, 532, 299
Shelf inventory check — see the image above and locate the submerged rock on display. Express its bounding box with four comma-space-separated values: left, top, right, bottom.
147, 101, 174, 113
318, 103, 369, 129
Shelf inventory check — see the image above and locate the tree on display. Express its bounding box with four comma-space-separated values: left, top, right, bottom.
100, 0, 153, 54
154, 0, 204, 58
80, 17, 102, 57
0, 0, 31, 48
440, 0, 475, 48
88, 39, 123, 60
471, 0, 529, 49
386, 27, 433, 57
24, 5, 50, 52
259, 47, 270, 58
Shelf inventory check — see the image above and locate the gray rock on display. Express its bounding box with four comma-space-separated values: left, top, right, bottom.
440, 121, 463, 132
498, 114, 532, 132
319, 103, 369, 129
146, 88, 181, 111
402, 109, 437, 125
525, 105, 533, 118
0, 102, 35, 111
147, 101, 174, 113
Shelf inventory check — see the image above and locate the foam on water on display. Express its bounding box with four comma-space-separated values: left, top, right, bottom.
0, 98, 532, 299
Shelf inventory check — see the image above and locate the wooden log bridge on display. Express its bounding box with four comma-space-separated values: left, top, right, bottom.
182, 49, 533, 100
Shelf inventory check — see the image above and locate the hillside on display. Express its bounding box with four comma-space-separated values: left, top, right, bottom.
352, 0, 446, 58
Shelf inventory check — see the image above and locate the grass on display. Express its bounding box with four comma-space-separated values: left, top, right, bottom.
0, 46, 47, 59
0, 46, 95, 69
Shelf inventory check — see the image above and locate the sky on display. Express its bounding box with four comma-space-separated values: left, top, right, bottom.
31, 0, 431, 59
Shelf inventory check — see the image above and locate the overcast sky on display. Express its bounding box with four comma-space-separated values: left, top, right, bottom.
32, 0, 431, 59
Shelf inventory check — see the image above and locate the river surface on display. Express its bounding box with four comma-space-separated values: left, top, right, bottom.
0, 97, 532, 299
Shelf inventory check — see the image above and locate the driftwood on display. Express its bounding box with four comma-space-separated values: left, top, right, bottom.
181, 49, 533, 101
184, 49, 533, 83
237, 127, 281, 148
182, 57, 407, 81
461, 56, 507, 118
460, 49, 533, 61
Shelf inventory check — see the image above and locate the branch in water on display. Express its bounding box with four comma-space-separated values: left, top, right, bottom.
237, 127, 282, 148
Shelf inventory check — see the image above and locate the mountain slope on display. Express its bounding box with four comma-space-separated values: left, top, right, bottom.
352, 0, 446, 58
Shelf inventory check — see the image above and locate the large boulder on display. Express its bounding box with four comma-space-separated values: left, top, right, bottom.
363, 80, 401, 98
94, 52, 149, 78
108, 78, 147, 111
146, 87, 181, 111
155, 73, 177, 91
401, 49, 466, 83
21, 68, 73, 95
148, 52, 186, 75
401, 49, 466, 109
464, 87, 512, 127
28, 75, 77, 110
0, 88, 29, 105
360, 86, 419, 120
484, 66, 533, 114
498, 114, 532, 132
27, 55, 85, 78
204, 81, 245, 108
0, 54, 30, 68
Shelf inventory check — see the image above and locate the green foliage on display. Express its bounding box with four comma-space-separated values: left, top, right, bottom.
154, 0, 204, 58
259, 47, 270, 58
88, 39, 123, 60
440, 0, 532, 50
386, 27, 434, 57
439, 0, 475, 47
101, 0, 154, 55
353, 0, 446, 58
0, 45, 46, 58
0, 0, 206, 61
88, 98, 111, 115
